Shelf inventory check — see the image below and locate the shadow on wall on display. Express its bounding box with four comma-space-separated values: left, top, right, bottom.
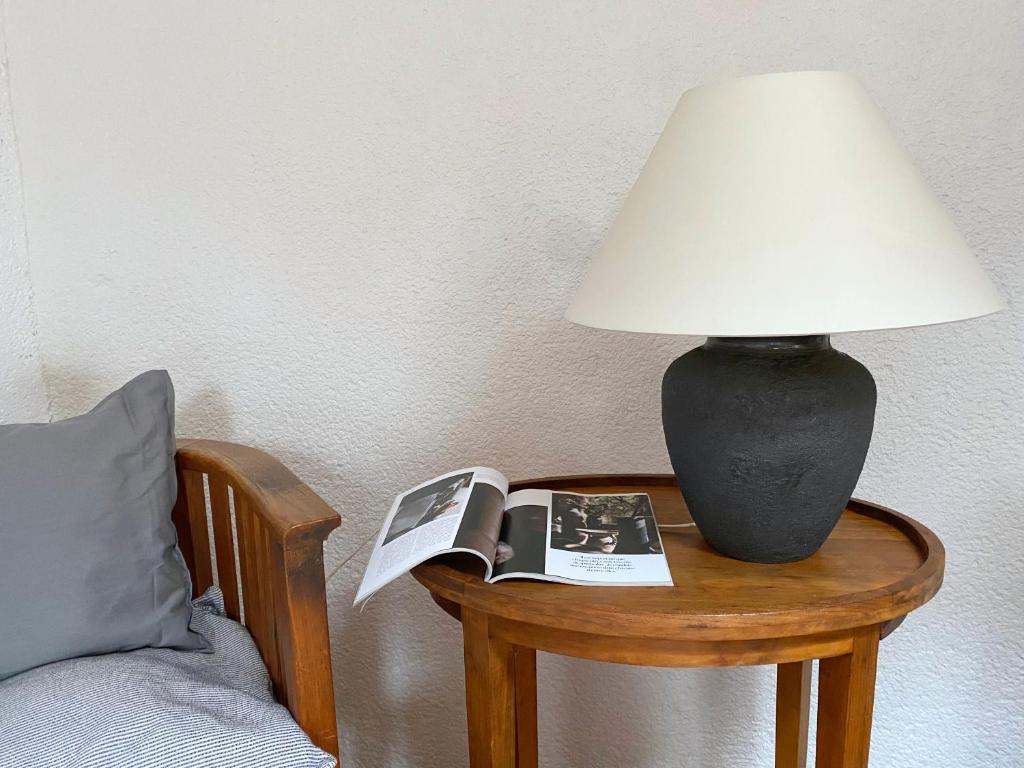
540, 650, 771, 766
40, 365, 234, 440
176, 384, 235, 440
40, 366, 124, 419
331, 565, 471, 768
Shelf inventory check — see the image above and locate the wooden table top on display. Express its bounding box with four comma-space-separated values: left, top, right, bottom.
412, 475, 944, 643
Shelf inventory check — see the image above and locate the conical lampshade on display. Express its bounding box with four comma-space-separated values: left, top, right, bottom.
566, 71, 1003, 336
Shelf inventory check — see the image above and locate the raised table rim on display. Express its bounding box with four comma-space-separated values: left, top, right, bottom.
412, 474, 945, 643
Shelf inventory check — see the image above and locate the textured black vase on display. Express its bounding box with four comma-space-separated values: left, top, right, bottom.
662, 336, 876, 563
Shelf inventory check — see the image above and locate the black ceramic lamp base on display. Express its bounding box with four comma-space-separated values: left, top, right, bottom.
662, 336, 876, 563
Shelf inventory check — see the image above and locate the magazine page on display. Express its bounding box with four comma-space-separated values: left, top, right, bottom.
490, 489, 673, 586
546, 491, 672, 584
354, 467, 509, 605
491, 489, 550, 580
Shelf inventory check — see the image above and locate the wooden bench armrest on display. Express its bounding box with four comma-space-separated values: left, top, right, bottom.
173, 438, 341, 760
175, 438, 340, 542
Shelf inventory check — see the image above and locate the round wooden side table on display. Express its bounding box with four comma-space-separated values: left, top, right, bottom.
412, 475, 944, 768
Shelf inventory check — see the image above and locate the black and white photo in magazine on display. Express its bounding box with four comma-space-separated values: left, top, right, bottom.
382, 472, 473, 545
550, 492, 663, 556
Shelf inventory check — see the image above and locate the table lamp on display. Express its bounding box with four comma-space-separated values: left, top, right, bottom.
566, 71, 1003, 563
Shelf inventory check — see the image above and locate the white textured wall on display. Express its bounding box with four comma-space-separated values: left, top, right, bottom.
0, 9, 47, 422
3, 2, 1022, 766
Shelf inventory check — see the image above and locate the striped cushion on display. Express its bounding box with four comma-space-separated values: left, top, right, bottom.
0, 588, 336, 768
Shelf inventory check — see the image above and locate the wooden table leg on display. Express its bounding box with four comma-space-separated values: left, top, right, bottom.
815, 626, 881, 768
776, 660, 812, 768
514, 646, 538, 768
463, 608, 517, 768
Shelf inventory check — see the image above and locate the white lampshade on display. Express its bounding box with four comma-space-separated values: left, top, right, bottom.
566, 71, 1004, 336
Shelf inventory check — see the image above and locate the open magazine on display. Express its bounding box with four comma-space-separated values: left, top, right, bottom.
355, 467, 673, 605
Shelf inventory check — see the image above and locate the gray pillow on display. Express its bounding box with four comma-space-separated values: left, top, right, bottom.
0, 370, 208, 680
